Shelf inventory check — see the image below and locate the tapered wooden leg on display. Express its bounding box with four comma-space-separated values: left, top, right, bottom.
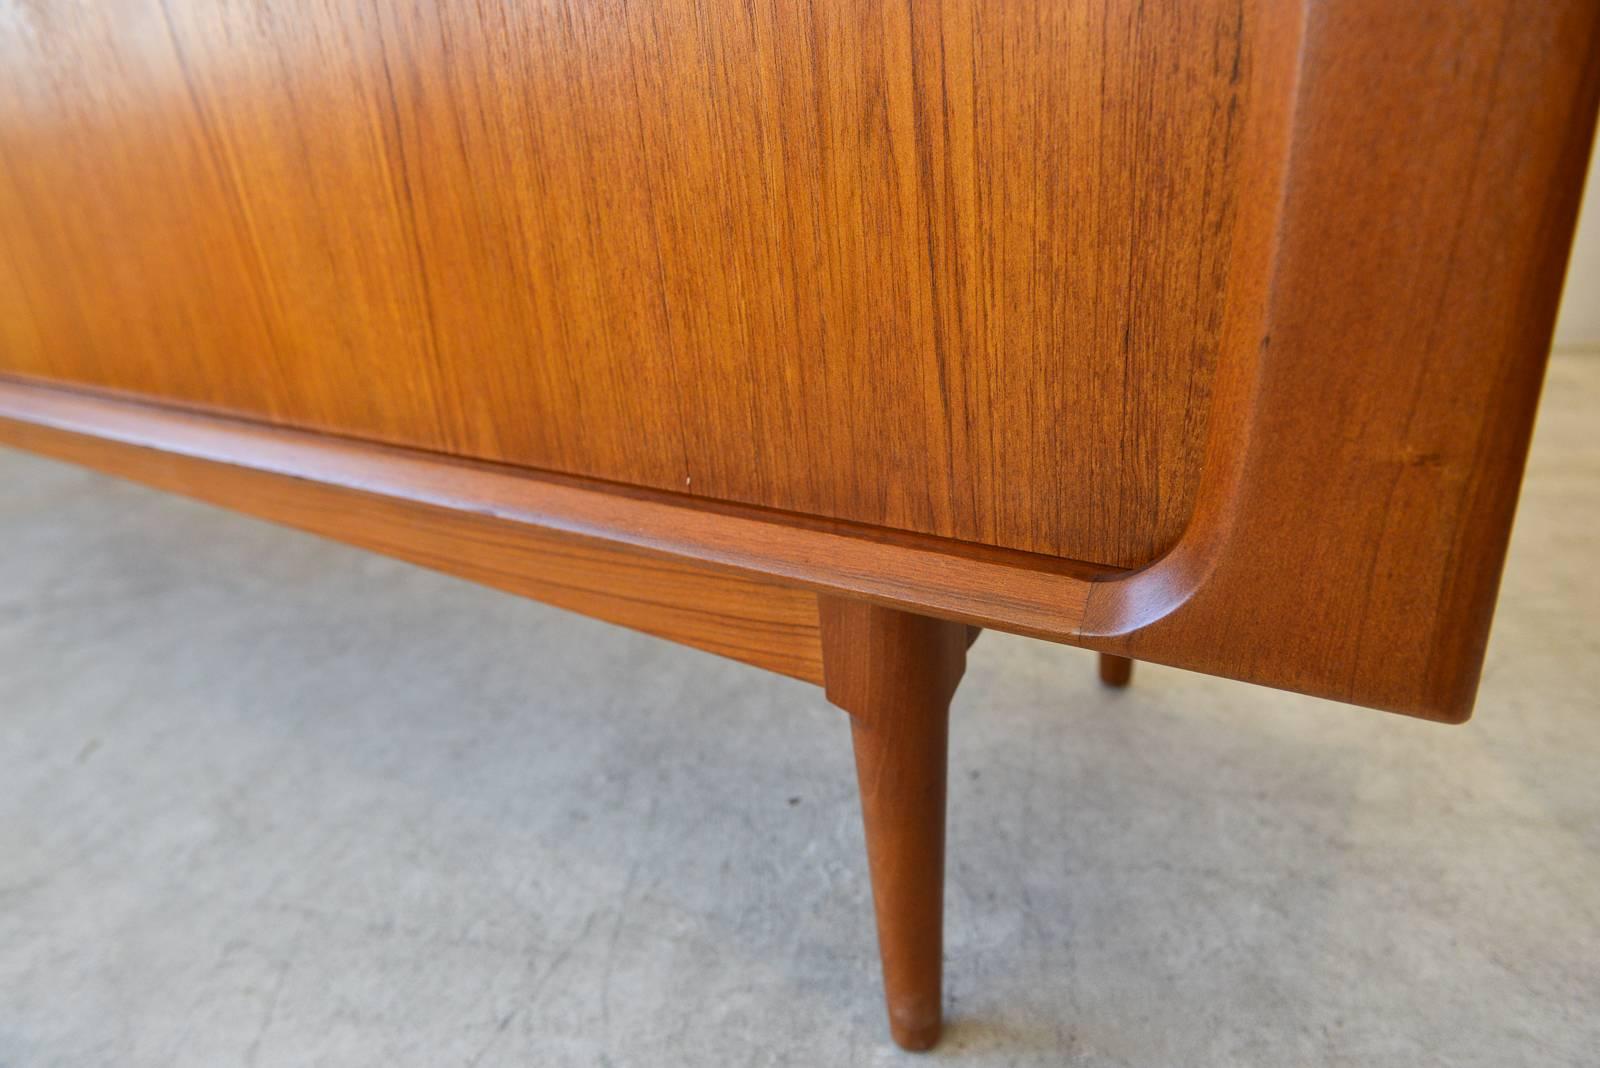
1099, 653, 1134, 687
818, 596, 968, 1052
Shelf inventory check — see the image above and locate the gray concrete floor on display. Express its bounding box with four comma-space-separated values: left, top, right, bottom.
2, 356, 1598, 1068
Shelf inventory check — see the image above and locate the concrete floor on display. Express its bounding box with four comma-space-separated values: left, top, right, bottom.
1, 356, 1597, 1068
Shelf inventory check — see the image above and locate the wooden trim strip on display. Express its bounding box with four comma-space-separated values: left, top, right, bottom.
0, 376, 1102, 640
0, 389, 827, 684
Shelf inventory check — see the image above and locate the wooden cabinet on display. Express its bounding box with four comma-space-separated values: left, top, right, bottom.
2, 0, 1596, 1050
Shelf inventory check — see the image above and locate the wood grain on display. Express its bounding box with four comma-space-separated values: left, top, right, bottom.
0, 0, 1250, 570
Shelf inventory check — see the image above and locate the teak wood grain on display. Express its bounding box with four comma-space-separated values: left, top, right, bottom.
0, 0, 1250, 570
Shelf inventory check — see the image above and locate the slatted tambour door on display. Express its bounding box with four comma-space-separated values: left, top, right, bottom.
0, 1, 1251, 569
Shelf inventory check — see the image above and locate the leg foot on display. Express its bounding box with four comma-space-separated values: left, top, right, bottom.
819, 597, 967, 1052
1099, 653, 1134, 687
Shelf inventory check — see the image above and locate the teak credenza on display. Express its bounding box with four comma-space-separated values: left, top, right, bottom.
2, 0, 1596, 1050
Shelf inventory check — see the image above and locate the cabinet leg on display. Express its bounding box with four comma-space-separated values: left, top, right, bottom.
1099, 653, 1134, 687
818, 596, 968, 1051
